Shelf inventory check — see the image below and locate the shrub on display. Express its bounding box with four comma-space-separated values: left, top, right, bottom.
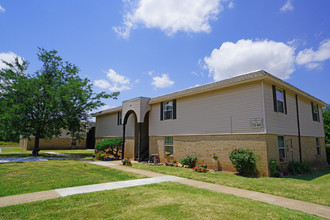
229, 148, 257, 176
181, 154, 197, 168
269, 160, 281, 177
96, 137, 122, 151
289, 161, 312, 174
326, 145, 330, 164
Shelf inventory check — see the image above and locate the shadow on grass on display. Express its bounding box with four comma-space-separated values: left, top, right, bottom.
284, 166, 330, 181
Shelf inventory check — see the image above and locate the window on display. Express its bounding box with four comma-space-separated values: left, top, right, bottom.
71, 138, 76, 146
164, 101, 173, 120
117, 111, 122, 125
311, 102, 320, 122
276, 88, 284, 113
160, 100, 176, 120
316, 138, 321, 156
164, 137, 173, 155
272, 85, 287, 114
278, 136, 286, 162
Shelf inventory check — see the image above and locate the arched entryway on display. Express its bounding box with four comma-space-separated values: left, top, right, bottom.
122, 109, 149, 161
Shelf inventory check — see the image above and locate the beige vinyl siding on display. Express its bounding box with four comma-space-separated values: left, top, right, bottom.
263, 82, 298, 136
122, 97, 150, 123
95, 112, 135, 138
298, 97, 325, 137
263, 82, 325, 137
149, 82, 265, 136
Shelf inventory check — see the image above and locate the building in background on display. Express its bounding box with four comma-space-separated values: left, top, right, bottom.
20, 122, 95, 150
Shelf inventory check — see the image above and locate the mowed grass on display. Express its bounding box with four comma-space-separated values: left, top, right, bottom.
0, 160, 145, 197
132, 163, 330, 206
0, 183, 323, 220
0, 141, 19, 147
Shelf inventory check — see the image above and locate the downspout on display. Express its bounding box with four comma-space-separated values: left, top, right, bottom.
295, 95, 302, 162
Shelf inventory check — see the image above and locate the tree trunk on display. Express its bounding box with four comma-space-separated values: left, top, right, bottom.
32, 133, 40, 156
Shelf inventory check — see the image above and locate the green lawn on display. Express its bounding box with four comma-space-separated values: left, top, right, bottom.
131, 163, 330, 206
0, 160, 145, 197
0, 141, 19, 147
0, 182, 323, 220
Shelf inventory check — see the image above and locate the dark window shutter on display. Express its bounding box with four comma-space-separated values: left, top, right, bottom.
173, 99, 177, 119
160, 102, 163, 121
283, 90, 287, 114
117, 112, 120, 125
317, 104, 320, 122
311, 102, 314, 121
272, 85, 277, 112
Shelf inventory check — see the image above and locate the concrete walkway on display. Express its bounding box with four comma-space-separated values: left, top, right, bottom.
0, 157, 65, 164
0, 175, 182, 207
1, 159, 329, 219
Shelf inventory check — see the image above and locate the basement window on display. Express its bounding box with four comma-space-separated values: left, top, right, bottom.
164, 137, 173, 155
278, 136, 286, 163
316, 138, 321, 156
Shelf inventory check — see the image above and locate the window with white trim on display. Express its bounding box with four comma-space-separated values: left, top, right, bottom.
276, 88, 284, 113
117, 111, 122, 125
164, 137, 173, 155
312, 102, 320, 122
272, 85, 287, 114
278, 136, 286, 162
163, 101, 173, 120
316, 138, 321, 156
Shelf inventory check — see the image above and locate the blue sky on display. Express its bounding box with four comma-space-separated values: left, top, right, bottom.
0, 0, 330, 112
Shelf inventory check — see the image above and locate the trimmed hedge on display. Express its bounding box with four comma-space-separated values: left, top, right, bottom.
229, 148, 258, 176
96, 137, 122, 151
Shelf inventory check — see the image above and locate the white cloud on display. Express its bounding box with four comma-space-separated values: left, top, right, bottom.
280, 0, 294, 12
0, 52, 24, 70
109, 84, 131, 92
151, 73, 174, 88
0, 5, 5, 13
94, 69, 131, 92
106, 68, 130, 84
296, 39, 330, 69
114, 0, 222, 39
227, 1, 234, 9
204, 39, 296, 81
94, 79, 110, 89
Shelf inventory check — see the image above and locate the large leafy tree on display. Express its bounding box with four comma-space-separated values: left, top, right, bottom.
323, 106, 330, 144
0, 48, 118, 155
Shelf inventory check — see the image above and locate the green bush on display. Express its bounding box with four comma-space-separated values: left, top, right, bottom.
326, 145, 330, 164
288, 161, 312, 174
181, 154, 197, 168
96, 137, 122, 151
229, 148, 257, 176
269, 160, 281, 177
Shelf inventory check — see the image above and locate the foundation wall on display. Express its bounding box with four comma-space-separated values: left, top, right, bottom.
149, 134, 269, 176
266, 135, 327, 171
20, 138, 86, 150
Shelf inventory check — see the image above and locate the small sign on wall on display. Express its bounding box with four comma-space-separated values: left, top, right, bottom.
250, 118, 263, 129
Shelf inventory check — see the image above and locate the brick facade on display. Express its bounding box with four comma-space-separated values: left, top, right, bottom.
149, 134, 328, 176
20, 138, 86, 150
